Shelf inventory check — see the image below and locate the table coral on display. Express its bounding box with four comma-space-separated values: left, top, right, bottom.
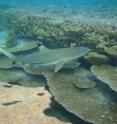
45, 67, 117, 124
91, 64, 117, 92
0, 69, 46, 87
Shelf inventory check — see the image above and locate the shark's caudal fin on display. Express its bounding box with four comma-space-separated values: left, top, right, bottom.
0, 48, 17, 63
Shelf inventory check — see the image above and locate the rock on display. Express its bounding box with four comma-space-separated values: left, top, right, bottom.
0, 82, 71, 124
91, 64, 117, 92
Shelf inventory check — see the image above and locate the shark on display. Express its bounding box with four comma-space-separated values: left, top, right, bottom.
0, 45, 90, 72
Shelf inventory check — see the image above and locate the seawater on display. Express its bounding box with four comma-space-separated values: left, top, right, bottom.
0, 0, 117, 124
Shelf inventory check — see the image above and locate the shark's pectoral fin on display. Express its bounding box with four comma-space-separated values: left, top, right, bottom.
55, 60, 66, 72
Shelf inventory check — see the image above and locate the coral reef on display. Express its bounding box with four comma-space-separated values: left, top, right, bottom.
0, 56, 15, 69
0, 4, 117, 124
91, 65, 117, 92
65, 67, 96, 89
4, 30, 17, 48
96, 44, 117, 58
83, 32, 105, 48
0, 7, 117, 49
26, 66, 96, 89
0, 30, 9, 48
0, 40, 39, 55
104, 45, 117, 60
0, 69, 46, 87
45, 67, 117, 124
84, 52, 109, 65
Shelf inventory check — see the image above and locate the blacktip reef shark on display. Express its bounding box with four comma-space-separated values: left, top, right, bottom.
0, 45, 90, 72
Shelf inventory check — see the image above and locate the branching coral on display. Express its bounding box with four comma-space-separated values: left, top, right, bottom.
84, 52, 109, 65
104, 45, 117, 59
1, 9, 116, 49
5, 30, 17, 48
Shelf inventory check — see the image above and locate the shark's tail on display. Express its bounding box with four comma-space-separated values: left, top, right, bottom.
0, 48, 17, 63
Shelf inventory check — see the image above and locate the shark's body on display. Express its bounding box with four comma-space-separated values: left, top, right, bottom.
0, 45, 90, 72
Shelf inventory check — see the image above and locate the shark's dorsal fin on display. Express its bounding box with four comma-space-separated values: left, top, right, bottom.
0, 48, 17, 62
55, 60, 66, 72
39, 45, 50, 52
